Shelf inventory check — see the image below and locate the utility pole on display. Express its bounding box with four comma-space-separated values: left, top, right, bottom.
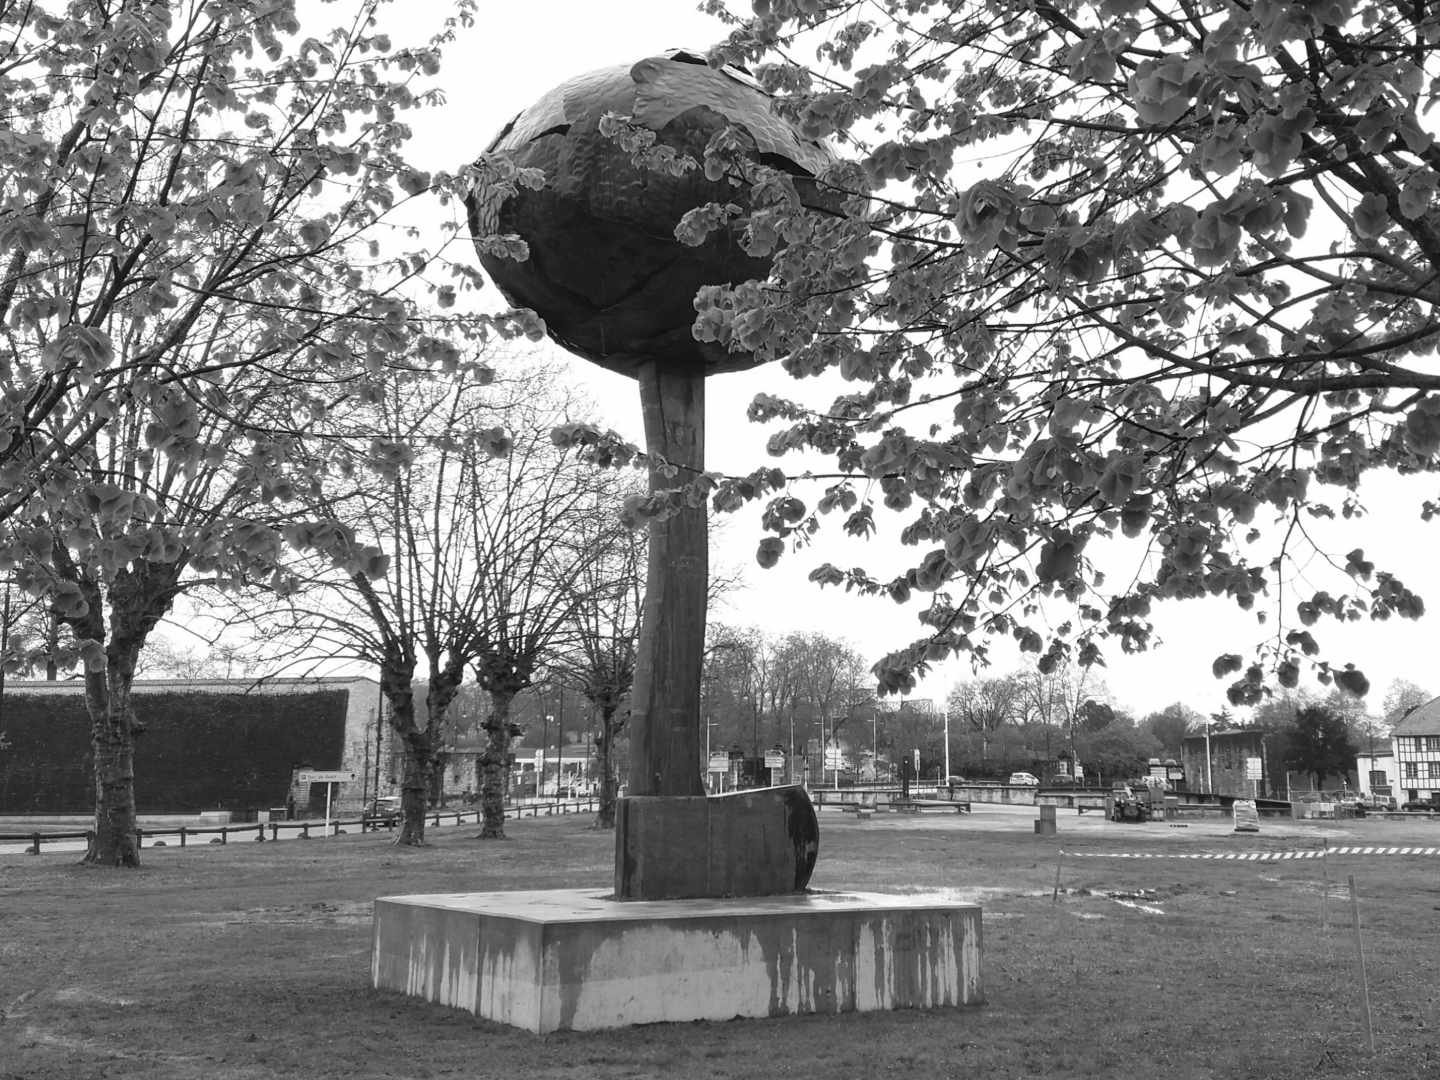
1204, 716, 1213, 794
943, 707, 951, 780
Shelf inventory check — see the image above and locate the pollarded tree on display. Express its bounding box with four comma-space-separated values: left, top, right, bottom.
452, 393, 624, 840
253, 366, 614, 846
258, 372, 512, 846
551, 493, 646, 829
696, 0, 1440, 704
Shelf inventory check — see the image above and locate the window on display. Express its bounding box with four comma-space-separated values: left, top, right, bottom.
1427, 736, 1440, 754
1405, 762, 1420, 779
1430, 761, 1440, 779
1369, 770, 1388, 789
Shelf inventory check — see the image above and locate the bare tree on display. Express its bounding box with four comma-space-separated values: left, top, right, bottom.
252, 366, 614, 845
462, 402, 621, 840
947, 674, 1027, 764
551, 487, 646, 828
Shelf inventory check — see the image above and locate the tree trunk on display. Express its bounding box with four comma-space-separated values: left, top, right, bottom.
73, 561, 177, 868
423, 666, 465, 809
378, 653, 428, 846
595, 703, 619, 829
395, 734, 434, 846
628, 360, 706, 796
478, 687, 516, 839
84, 664, 140, 866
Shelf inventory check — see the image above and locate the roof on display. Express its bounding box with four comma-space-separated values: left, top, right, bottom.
1393, 696, 1440, 735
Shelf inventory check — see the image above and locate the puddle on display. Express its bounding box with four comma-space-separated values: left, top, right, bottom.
1059, 886, 1167, 915
1109, 897, 1166, 915
887, 885, 1029, 903
182, 900, 372, 928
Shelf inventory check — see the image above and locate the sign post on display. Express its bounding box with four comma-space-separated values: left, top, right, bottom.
763, 748, 785, 788
1245, 756, 1263, 799
296, 770, 356, 838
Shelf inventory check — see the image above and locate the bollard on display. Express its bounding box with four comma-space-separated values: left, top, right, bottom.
220, 826, 227, 845
1034, 804, 1058, 836
180, 827, 188, 848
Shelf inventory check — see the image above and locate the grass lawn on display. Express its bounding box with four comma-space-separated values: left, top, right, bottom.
1, 807, 1437, 1079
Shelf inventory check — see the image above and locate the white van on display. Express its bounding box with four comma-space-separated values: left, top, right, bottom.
1008, 772, 1040, 786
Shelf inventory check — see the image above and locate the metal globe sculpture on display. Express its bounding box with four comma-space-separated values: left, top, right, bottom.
467, 52, 829, 900
467, 50, 831, 376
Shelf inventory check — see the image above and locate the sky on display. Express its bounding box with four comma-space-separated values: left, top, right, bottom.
308, 0, 1440, 721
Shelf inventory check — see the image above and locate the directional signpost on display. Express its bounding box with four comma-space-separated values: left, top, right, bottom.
297, 770, 356, 838
764, 749, 785, 788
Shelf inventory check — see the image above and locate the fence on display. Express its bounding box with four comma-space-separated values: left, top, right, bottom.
0, 797, 599, 856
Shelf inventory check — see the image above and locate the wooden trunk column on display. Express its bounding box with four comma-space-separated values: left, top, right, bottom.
627, 358, 706, 797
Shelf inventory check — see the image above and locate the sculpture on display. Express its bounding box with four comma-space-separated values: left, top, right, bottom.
468, 51, 829, 899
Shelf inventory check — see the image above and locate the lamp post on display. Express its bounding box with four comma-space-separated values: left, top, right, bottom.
704, 715, 719, 792
1204, 715, 1213, 794
542, 714, 553, 797
556, 684, 565, 795
943, 707, 951, 781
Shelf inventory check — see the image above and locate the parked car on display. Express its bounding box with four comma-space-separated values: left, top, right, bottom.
1402, 798, 1439, 812
1048, 774, 1078, 787
367, 795, 402, 823
1009, 772, 1040, 786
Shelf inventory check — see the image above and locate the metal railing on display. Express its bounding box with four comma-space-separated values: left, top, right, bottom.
0, 797, 600, 856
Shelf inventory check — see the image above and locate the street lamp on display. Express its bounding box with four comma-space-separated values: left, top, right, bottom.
704, 715, 720, 792
1203, 714, 1213, 794
943, 707, 951, 781
542, 714, 553, 797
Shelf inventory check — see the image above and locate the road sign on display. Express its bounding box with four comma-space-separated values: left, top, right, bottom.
1245, 757, 1262, 780
763, 750, 785, 769
708, 754, 730, 772
296, 770, 356, 784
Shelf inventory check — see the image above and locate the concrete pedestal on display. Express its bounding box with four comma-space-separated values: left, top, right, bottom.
372, 888, 982, 1032
614, 787, 818, 899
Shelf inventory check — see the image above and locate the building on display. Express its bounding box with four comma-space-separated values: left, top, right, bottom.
1354, 749, 1397, 804
0, 676, 383, 817
1179, 728, 1280, 798
1393, 697, 1440, 805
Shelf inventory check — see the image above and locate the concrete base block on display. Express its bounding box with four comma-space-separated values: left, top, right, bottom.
614, 786, 818, 900
372, 888, 983, 1032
